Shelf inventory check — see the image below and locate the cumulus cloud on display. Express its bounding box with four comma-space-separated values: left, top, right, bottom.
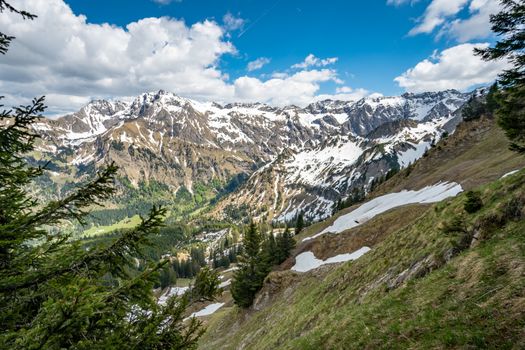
0, 0, 373, 113
0, 0, 237, 113
394, 43, 509, 92
438, 0, 501, 42
409, 0, 469, 35
247, 57, 270, 71
223, 12, 245, 31
397, 0, 501, 41
314, 86, 375, 103
234, 69, 342, 106
292, 54, 338, 69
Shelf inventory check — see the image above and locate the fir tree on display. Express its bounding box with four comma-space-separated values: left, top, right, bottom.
0, 98, 204, 348
190, 266, 221, 302
0, 5, 204, 344
276, 226, 295, 264
295, 212, 305, 235
231, 222, 267, 308
475, 0, 525, 153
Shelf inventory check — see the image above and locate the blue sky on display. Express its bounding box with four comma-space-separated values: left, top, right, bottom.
64, 0, 431, 95
0, 0, 508, 114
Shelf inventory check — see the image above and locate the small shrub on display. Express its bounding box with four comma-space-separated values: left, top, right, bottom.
440, 216, 467, 235
499, 195, 525, 221
464, 191, 483, 213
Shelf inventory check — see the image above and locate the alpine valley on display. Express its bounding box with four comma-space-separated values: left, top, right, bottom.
32, 88, 474, 225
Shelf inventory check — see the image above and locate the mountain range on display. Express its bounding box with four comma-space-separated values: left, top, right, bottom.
31, 89, 476, 222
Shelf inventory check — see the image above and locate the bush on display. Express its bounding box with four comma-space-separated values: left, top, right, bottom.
464, 191, 483, 214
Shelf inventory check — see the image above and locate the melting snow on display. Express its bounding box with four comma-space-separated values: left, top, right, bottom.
188, 303, 225, 318
501, 169, 521, 179
218, 279, 231, 288
158, 286, 189, 305
304, 182, 463, 241
397, 141, 430, 167
291, 247, 371, 272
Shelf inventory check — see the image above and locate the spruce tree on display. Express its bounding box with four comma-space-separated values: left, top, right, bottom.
295, 212, 305, 235
0, 4, 204, 347
475, 0, 525, 153
276, 226, 295, 264
190, 266, 221, 302
231, 222, 267, 308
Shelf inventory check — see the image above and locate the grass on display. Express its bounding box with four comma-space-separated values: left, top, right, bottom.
80, 215, 142, 238
199, 170, 525, 349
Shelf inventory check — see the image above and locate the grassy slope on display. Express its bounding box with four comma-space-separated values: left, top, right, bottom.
201, 170, 525, 350
199, 118, 525, 349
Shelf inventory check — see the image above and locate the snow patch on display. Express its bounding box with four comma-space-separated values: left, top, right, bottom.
188, 303, 225, 318
291, 247, 371, 272
158, 286, 189, 305
304, 182, 463, 241
501, 169, 521, 179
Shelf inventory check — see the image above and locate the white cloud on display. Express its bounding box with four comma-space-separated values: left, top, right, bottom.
438, 0, 501, 42
409, 0, 469, 35
0, 0, 237, 113
0, 0, 372, 114
394, 43, 509, 92
223, 12, 244, 31
247, 57, 270, 71
292, 54, 338, 69
314, 86, 375, 103
398, 0, 501, 41
234, 69, 342, 106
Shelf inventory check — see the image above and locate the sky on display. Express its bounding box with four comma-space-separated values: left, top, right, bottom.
0, 0, 509, 115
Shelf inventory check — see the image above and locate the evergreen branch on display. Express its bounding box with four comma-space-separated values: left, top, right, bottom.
6, 163, 118, 237
0, 206, 166, 292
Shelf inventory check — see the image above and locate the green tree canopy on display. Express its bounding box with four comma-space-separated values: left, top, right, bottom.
475, 0, 525, 153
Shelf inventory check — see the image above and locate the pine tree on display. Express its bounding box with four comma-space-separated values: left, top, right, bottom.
0, 6, 204, 343
276, 226, 295, 264
0, 98, 204, 348
295, 212, 305, 235
475, 0, 525, 153
190, 266, 221, 302
486, 83, 500, 114
231, 222, 267, 308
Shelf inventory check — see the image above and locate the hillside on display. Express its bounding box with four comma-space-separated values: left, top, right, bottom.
197, 116, 525, 349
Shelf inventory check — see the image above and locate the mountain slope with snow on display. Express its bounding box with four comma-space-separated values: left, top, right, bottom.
32, 89, 472, 221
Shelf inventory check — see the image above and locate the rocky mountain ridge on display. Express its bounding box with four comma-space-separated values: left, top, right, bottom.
31, 89, 473, 221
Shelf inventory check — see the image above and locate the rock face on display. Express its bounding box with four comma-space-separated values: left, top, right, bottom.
32, 89, 472, 220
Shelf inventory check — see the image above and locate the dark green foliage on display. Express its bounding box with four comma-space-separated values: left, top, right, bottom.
334, 186, 366, 214
295, 212, 304, 235
190, 266, 221, 302
462, 96, 486, 121
158, 265, 178, 289
464, 191, 484, 214
0, 98, 203, 348
275, 226, 295, 264
475, 0, 525, 153
231, 223, 295, 308
231, 223, 266, 308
